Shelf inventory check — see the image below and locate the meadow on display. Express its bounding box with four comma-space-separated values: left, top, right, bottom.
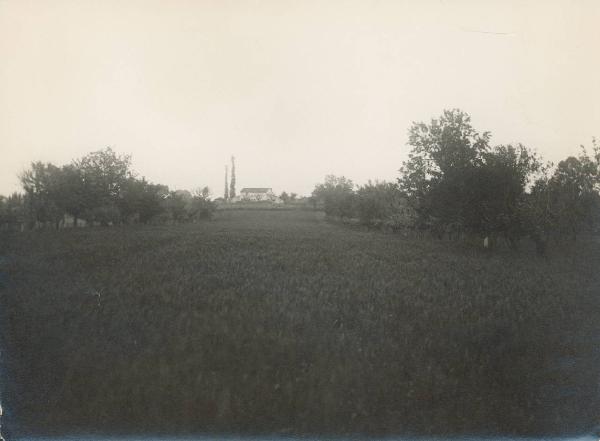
0, 210, 599, 438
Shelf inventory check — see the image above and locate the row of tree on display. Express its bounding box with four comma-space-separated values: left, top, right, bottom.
312, 177, 413, 226
0, 148, 215, 230
312, 109, 600, 253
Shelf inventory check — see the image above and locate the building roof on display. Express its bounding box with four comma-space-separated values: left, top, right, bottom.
240, 188, 272, 193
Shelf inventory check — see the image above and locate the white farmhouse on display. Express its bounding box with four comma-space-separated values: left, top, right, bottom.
240, 187, 277, 202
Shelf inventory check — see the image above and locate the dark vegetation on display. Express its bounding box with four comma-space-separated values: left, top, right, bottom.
0, 147, 216, 231
312, 110, 600, 254
3, 109, 599, 252
1, 210, 600, 437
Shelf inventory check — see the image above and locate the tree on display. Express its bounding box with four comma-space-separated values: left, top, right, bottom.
462, 144, 541, 245
501, 141, 599, 254
74, 147, 133, 224
399, 109, 491, 234
224, 165, 229, 200
229, 156, 236, 199
398, 154, 432, 230
19, 161, 63, 228
279, 191, 290, 203
355, 181, 407, 225
55, 165, 87, 227
194, 186, 211, 200
163, 190, 191, 222
406, 109, 490, 178
398, 110, 550, 247
0, 193, 25, 231
0, 195, 6, 228
118, 178, 168, 224
544, 144, 599, 240
523, 175, 554, 255
188, 187, 215, 220
312, 175, 356, 218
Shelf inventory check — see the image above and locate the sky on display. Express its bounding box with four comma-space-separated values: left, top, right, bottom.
1, 0, 599, 197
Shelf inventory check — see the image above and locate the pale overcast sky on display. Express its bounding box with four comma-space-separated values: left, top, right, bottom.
1, 0, 599, 197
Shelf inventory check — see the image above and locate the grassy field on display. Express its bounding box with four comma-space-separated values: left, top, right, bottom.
0, 210, 599, 437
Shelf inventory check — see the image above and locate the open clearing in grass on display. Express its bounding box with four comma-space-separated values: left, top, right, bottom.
1, 210, 599, 437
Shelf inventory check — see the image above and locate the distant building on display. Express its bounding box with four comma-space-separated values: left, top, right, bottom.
240, 187, 277, 202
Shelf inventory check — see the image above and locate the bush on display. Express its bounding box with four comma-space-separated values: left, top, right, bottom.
187, 196, 216, 220
355, 181, 407, 225
312, 175, 356, 218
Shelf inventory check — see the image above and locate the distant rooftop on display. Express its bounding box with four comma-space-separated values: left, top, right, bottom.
240, 188, 272, 193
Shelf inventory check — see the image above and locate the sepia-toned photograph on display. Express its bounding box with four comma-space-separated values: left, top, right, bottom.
0, 1, 599, 440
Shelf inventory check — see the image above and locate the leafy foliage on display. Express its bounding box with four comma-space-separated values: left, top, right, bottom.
311, 175, 356, 218
188, 187, 216, 220
3, 147, 214, 229
400, 110, 549, 247
526, 142, 600, 244
0, 193, 25, 231
355, 181, 408, 226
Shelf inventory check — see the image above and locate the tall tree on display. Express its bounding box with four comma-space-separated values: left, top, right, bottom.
399, 109, 491, 234
229, 156, 236, 199
405, 109, 490, 179
224, 165, 229, 200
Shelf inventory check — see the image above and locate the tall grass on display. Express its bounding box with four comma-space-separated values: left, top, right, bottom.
0, 210, 599, 437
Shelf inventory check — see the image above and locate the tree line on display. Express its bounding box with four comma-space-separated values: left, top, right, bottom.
0, 147, 215, 230
3, 109, 599, 251
312, 109, 600, 253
